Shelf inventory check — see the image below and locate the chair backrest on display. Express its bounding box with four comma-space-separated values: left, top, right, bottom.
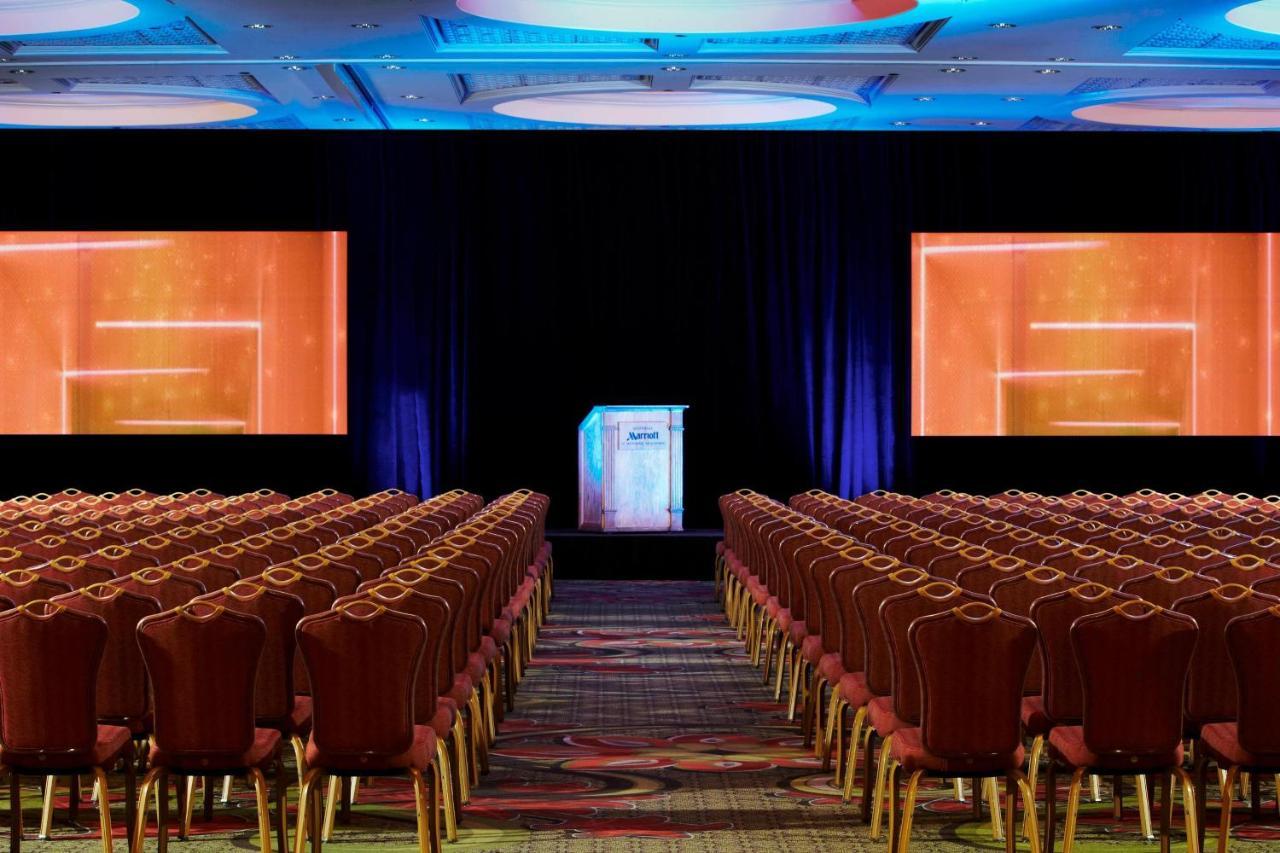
955, 555, 1029, 595
1173, 584, 1280, 725
1225, 606, 1280, 756
169, 556, 239, 591
1030, 582, 1132, 724
1117, 567, 1218, 609
109, 568, 205, 610
298, 600, 427, 759
1076, 554, 1158, 589
1072, 601, 1198, 758
0, 600, 106, 757
0, 568, 74, 605
34, 555, 115, 590
912, 602, 1036, 759
289, 554, 361, 597
882, 581, 984, 725
195, 582, 305, 724
852, 566, 930, 697
1157, 545, 1230, 575
245, 568, 338, 693
1203, 554, 1280, 587
204, 544, 272, 577
55, 583, 161, 722
138, 602, 265, 762
1042, 545, 1111, 576
989, 567, 1083, 693
346, 583, 446, 721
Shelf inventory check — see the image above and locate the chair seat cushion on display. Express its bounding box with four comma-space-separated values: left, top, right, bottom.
290, 694, 314, 736
430, 702, 454, 738
1020, 696, 1051, 737
868, 695, 909, 737
803, 630, 824, 666
788, 620, 808, 645
466, 652, 487, 683
1, 723, 133, 772
449, 672, 474, 708
716, 541, 726, 557
891, 727, 1025, 775
490, 619, 511, 646
1200, 722, 1280, 770
151, 727, 281, 773
818, 652, 845, 684
1047, 725, 1184, 772
751, 584, 770, 606
839, 672, 872, 708
776, 609, 793, 632
765, 596, 781, 618
306, 724, 436, 773
480, 634, 499, 662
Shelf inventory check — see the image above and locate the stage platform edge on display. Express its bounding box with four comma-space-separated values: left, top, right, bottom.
547, 529, 722, 579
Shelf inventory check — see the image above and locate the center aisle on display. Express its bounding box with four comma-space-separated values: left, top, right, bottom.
457, 578, 852, 850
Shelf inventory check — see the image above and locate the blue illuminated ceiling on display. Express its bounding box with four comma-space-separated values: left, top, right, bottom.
1, 1, 1280, 129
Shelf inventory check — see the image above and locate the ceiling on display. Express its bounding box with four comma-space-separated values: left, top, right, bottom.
3, 0, 1280, 130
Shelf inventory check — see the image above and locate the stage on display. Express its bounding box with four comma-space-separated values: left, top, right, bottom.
547, 529, 723, 579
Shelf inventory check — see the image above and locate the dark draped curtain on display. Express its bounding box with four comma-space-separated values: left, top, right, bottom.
343, 134, 905, 525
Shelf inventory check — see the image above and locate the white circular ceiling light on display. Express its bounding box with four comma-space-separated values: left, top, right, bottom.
0, 0, 139, 36
1226, 0, 1280, 35
492, 90, 837, 126
0, 92, 258, 126
456, 0, 917, 34
1072, 95, 1280, 129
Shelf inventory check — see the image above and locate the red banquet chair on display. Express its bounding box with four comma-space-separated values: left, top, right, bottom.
108, 568, 204, 610
1199, 605, 1280, 852
0, 600, 136, 852
34, 555, 115, 590
0, 569, 73, 605
1117, 566, 1218, 609
1043, 601, 1201, 853
294, 599, 445, 853
886, 602, 1041, 853
135, 602, 286, 853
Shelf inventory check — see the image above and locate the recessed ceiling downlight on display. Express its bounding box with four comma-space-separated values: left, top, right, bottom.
1073, 96, 1280, 129
493, 90, 837, 127
456, 0, 916, 34
1226, 0, 1280, 35
0, 0, 138, 35
0, 92, 257, 127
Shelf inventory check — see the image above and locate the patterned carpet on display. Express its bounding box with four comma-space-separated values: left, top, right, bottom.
26, 579, 1280, 850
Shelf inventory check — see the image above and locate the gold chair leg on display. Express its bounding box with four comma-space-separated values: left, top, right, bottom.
249, 768, 273, 853
953, 778, 966, 802
39, 775, 55, 840
1175, 766, 1201, 853
987, 777, 1004, 841
787, 654, 805, 721
133, 766, 163, 853
321, 775, 341, 842
773, 638, 791, 701
821, 693, 845, 769
291, 736, 308, 790
1018, 774, 1043, 853
1062, 767, 1086, 853
181, 776, 196, 837
1022, 736, 1044, 841
221, 774, 233, 803
842, 708, 869, 805
896, 769, 924, 853
350, 778, 360, 803
452, 716, 472, 804
435, 739, 458, 842
870, 733, 896, 840
91, 767, 113, 853
761, 622, 777, 682
293, 768, 319, 853
1135, 774, 1155, 841
1090, 773, 1102, 803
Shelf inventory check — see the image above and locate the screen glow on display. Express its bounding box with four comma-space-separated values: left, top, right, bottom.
0, 231, 347, 435
913, 232, 1279, 436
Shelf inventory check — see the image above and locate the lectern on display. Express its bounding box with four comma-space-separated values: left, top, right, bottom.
578, 405, 687, 531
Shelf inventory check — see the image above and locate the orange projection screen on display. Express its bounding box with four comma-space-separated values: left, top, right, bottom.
913, 233, 1280, 437
0, 231, 347, 435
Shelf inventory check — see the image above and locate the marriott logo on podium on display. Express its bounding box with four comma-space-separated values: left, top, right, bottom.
627, 430, 661, 441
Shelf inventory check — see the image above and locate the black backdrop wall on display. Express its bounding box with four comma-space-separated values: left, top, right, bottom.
4, 131, 1280, 527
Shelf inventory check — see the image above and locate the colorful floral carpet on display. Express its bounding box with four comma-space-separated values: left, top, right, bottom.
25, 579, 1280, 850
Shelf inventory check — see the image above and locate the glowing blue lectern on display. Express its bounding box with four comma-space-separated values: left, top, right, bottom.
578, 405, 687, 532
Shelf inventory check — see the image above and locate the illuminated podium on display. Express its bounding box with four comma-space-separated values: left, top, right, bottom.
578, 405, 687, 531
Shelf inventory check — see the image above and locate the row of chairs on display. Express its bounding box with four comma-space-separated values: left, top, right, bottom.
717, 487, 1280, 853
0, 486, 552, 853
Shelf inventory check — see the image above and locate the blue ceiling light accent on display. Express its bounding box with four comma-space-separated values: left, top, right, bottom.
1, 0, 1278, 131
